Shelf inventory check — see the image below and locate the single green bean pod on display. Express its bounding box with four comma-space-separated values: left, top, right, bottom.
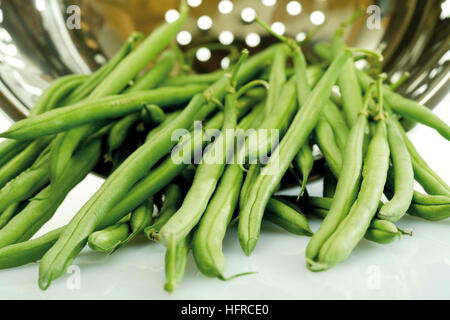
294, 142, 314, 199
364, 220, 403, 245
331, 32, 364, 127
145, 184, 183, 241
107, 113, 142, 154
88, 223, 131, 253
141, 104, 166, 125
315, 117, 343, 177
0, 227, 62, 270
164, 235, 191, 293
0, 203, 21, 229
1, 85, 207, 140
378, 117, 414, 222
266, 198, 313, 236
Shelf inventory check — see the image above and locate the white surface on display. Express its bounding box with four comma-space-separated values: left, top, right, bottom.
0, 97, 449, 300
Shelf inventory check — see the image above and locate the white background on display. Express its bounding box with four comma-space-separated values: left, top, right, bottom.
0, 95, 449, 300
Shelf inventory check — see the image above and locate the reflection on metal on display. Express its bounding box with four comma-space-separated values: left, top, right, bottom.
0, 0, 448, 122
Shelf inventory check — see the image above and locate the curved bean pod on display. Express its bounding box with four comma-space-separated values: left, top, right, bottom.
1, 85, 207, 140
266, 198, 313, 236
0, 227, 62, 270
377, 116, 414, 222
164, 234, 191, 293
145, 184, 183, 241
331, 34, 364, 127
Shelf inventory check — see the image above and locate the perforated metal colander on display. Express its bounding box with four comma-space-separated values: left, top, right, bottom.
0, 0, 448, 121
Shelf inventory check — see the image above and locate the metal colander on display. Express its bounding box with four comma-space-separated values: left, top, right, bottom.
0, 0, 449, 121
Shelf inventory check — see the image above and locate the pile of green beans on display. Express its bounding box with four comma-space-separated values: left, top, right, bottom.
0, 5, 448, 292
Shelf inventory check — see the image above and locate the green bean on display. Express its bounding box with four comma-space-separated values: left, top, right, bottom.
240, 165, 260, 209
316, 120, 390, 270
389, 72, 410, 91
384, 188, 450, 221
146, 184, 183, 241
88, 223, 131, 253
266, 198, 313, 236
96, 5, 188, 98
158, 51, 248, 248
89, 197, 153, 253
64, 33, 143, 105
315, 117, 343, 177
377, 116, 414, 222
266, 45, 288, 115
306, 112, 367, 264
408, 202, 450, 221
294, 142, 314, 198
238, 51, 349, 255
0, 74, 87, 171
164, 234, 191, 293
0, 227, 63, 270
105, 51, 176, 153
397, 122, 450, 196
142, 105, 166, 125
49, 2, 189, 185
145, 111, 181, 142
380, 105, 450, 196
130, 50, 176, 91
331, 33, 364, 127
0, 203, 20, 229
412, 191, 450, 206
0, 140, 28, 169
107, 113, 142, 154
192, 161, 243, 278
30, 74, 89, 117
0, 149, 50, 213
313, 42, 332, 62
38, 46, 276, 290
257, 18, 316, 196
300, 197, 406, 245
0, 137, 51, 189
322, 101, 350, 151
105, 50, 176, 154
46, 75, 90, 109
1, 85, 207, 141
0, 139, 101, 249
357, 70, 450, 141
323, 166, 337, 198
126, 198, 154, 243
162, 70, 225, 87
301, 61, 349, 152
